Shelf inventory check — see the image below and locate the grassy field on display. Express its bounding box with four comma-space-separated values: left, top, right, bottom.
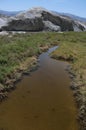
0, 32, 59, 88
0, 32, 86, 87
52, 32, 86, 85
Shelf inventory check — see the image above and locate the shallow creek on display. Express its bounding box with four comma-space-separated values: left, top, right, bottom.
0, 46, 78, 130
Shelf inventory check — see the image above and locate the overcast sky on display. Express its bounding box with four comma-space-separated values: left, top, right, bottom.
0, 0, 86, 18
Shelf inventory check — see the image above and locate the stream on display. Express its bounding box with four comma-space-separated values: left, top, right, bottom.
0, 46, 78, 130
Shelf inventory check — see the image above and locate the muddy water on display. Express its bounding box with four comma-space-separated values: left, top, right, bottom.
0, 47, 78, 130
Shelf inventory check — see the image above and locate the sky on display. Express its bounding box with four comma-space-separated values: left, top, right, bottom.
0, 0, 86, 18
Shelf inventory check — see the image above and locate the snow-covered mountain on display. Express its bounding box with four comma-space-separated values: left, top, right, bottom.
0, 7, 86, 32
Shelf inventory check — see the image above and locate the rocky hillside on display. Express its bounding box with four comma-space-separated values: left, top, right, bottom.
0, 7, 86, 32
0, 14, 9, 31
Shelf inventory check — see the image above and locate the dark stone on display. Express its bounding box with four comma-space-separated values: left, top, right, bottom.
2, 17, 44, 31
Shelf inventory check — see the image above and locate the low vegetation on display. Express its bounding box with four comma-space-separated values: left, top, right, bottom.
0, 32, 59, 91
52, 32, 86, 84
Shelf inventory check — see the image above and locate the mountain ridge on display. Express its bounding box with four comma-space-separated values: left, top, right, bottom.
0, 10, 22, 16
0, 7, 86, 32
0, 8, 86, 22
51, 11, 86, 23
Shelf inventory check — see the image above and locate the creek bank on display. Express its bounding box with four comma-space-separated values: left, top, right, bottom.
0, 45, 54, 102
0, 56, 37, 102
67, 67, 86, 130
51, 54, 86, 130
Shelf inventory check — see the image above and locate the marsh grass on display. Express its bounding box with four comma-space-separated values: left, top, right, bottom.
51, 32, 86, 83
0, 31, 86, 90
0, 32, 59, 84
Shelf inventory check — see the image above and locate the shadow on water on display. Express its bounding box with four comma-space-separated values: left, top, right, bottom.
0, 46, 78, 130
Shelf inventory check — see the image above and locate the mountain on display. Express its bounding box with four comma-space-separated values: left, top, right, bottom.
0, 7, 86, 32
52, 11, 86, 23
0, 10, 22, 16
0, 14, 9, 31
60, 13, 86, 23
